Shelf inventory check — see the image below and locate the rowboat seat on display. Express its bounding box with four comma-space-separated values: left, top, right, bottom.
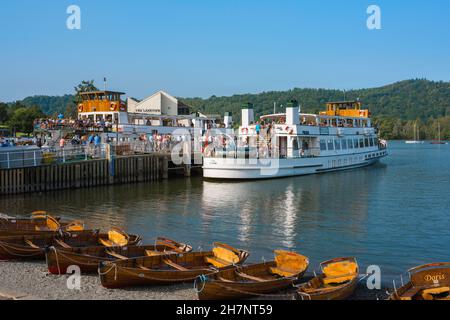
270, 250, 309, 278
236, 271, 266, 282
399, 286, 426, 300
65, 221, 84, 232
145, 250, 166, 257
54, 239, 72, 249
422, 287, 450, 300
163, 258, 189, 271
106, 250, 128, 260
99, 229, 129, 247
322, 261, 357, 285
35, 215, 60, 232
25, 239, 39, 249
205, 246, 240, 268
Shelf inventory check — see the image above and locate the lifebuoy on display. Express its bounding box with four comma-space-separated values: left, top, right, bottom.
78, 104, 83, 112
285, 126, 290, 131
119, 104, 126, 112
241, 128, 248, 134
110, 103, 117, 111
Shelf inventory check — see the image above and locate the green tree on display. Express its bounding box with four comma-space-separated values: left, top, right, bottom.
0, 102, 8, 124
74, 80, 98, 103
8, 106, 45, 135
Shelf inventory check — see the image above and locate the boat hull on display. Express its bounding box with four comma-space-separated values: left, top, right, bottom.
46, 244, 192, 274
203, 150, 387, 180
298, 278, 359, 300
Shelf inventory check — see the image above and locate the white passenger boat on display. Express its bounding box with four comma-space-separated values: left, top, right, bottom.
203, 100, 388, 180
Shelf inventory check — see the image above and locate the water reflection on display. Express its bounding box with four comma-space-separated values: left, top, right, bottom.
1, 142, 449, 284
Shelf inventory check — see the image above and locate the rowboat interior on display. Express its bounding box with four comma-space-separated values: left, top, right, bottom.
297, 257, 359, 300
0, 230, 142, 260
211, 250, 308, 282
0, 211, 84, 235
99, 243, 249, 288
197, 250, 309, 300
107, 242, 248, 272
45, 237, 192, 274
390, 262, 450, 300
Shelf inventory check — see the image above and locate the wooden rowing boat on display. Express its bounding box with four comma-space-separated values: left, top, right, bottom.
0, 229, 141, 260
297, 257, 359, 300
46, 237, 193, 274
197, 250, 309, 300
99, 242, 249, 289
389, 262, 450, 300
0, 211, 84, 236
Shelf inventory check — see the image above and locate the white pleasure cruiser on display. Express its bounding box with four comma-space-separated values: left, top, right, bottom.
203, 100, 388, 179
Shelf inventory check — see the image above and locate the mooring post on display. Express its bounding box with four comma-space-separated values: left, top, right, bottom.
162, 156, 169, 179
184, 164, 191, 177
106, 143, 115, 184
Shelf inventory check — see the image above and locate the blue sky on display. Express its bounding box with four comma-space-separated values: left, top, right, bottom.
0, 0, 449, 101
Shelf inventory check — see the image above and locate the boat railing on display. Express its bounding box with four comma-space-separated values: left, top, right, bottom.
207, 145, 321, 160
0, 144, 108, 169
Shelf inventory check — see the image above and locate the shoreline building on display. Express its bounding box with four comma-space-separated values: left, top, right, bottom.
77, 90, 224, 140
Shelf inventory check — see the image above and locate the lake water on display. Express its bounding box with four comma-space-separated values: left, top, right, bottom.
1, 141, 449, 285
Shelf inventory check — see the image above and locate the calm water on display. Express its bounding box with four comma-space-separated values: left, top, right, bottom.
1, 141, 449, 284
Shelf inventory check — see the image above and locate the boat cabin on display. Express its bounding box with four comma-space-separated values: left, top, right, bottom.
77, 91, 127, 124
320, 101, 369, 118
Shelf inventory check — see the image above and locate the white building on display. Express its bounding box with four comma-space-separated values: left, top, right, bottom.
127, 91, 191, 116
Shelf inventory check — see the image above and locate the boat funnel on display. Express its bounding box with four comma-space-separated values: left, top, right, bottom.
286, 100, 300, 125
224, 112, 233, 128
241, 103, 254, 127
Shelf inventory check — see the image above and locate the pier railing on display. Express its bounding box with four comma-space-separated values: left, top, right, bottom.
0, 145, 107, 169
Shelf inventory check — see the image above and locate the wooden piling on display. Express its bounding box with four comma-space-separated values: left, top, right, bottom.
0, 153, 171, 195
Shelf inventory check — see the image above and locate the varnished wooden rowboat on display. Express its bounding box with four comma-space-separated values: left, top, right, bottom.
0, 211, 84, 236
99, 242, 249, 289
297, 257, 359, 300
0, 229, 141, 260
389, 262, 450, 300
46, 237, 193, 274
197, 250, 309, 300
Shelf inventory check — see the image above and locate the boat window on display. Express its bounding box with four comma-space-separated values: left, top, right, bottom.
365, 138, 370, 147
327, 139, 334, 150
293, 138, 299, 151
359, 139, 364, 148
354, 138, 359, 148
334, 139, 341, 150
373, 138, 377, 146
320, 139, 327, 151
348, 139, 353, 149
342, 139, 347, 150
369, 138, 374, 147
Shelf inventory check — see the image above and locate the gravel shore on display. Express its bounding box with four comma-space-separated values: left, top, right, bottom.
0, 261, 197, 300
0, 261, 388, 300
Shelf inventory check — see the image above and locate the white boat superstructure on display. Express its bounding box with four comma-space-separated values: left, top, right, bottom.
203, 100, 388, 180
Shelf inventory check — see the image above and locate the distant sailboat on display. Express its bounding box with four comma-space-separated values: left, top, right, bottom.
405, 122, 425, 144
430, 122, 448, 145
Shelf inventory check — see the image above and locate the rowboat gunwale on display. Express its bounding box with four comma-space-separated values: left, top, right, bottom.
197, 259, 309, 300
297, 257, 359, 300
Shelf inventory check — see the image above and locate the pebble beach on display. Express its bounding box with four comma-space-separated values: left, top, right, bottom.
0, 260, 388, 300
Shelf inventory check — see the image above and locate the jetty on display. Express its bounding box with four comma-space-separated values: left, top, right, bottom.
0, 143, 198, 196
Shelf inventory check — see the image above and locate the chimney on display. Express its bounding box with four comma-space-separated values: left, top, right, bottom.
286, 100, 300, 125
241, 103, 254, 127
224, 112, 233, 128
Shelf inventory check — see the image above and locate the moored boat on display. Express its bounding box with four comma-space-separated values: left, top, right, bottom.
99, 242, 249, 289
46, 237, 192, 274
203, 101, 388, 180
297, 257, 359, 300
389, 263, 450, 300
0, 211, 84, 236
0, 229, 141, 260
197, 250, 309, 300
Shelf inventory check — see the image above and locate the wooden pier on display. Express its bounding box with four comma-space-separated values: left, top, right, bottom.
0, 154, 175, 196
